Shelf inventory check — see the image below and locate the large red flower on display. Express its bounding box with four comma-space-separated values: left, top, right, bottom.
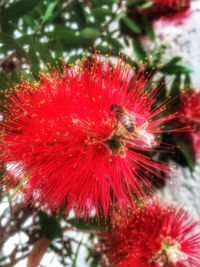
0, 56, 177, 218
179, 90, 200, 158
100, 202, 200, 267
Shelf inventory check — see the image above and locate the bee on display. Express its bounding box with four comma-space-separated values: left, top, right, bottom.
110, 104, 134, 133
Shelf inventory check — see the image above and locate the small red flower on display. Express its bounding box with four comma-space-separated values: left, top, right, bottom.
179, 90, 200, 158
100, 202, 200, 267
0, 56, 177, 218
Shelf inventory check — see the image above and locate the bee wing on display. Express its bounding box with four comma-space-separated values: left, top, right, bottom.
131, 111, 146, 125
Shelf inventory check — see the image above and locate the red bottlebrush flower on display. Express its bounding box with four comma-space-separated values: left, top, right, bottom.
0, 56, 177, 218
122, 0, 191, 39
99, 202, 200, 267
179, 90, 200, 158
132, 0, 191, 24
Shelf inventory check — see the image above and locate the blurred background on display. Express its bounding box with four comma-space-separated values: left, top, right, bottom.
0, 0, 200, 266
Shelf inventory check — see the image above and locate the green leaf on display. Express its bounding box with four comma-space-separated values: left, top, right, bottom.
21, 37, 40, 76
10, 69, 20, 83
23, 14, 36, 28
52, 39, 63, 59
122, 16, 141, 34
170, 74, 181, 97
92, 7, 112, 21
39, 211, 62, 240
176, 139, 196, 171
154, 76, 166, 104
73, 1, 87, 29
18, 70, 35, 83
184, 73, 191, 88
142, 16, 155, 41
44, 29, 93, 49
139, 1, 154, 9
162, 56, 182, 67
0, 32, 29, 62
80, 27, 100, 39
160, 64, 192, 75
159, 57, 193, 75
126, 0, 139, 7
132, 38, 147, 61
151, 44, 166, 66
0, 72, 13, 91
92, 0, 117, 7
115, 12, 126, 21
0, 0, 42, 22
103, 35, 123, 53
33, 39, 55, 66
42, 1, 57, 24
